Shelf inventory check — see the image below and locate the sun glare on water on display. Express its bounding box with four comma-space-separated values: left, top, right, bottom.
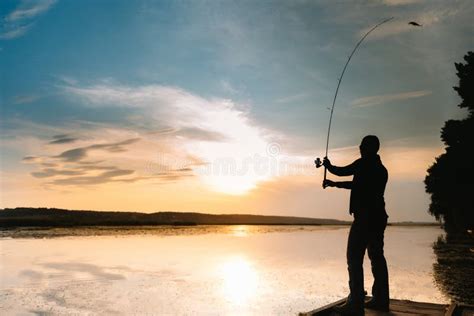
231, 225, 250, 237
219, 256, 259, 306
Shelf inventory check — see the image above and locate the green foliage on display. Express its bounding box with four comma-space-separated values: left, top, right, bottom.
425, 52, 474, 235
453, 52, 474, 114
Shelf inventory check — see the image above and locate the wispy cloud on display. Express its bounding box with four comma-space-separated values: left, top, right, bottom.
1, 0, 56, 40
13, 82, 284, 193
31, 168, 85, 178
5, 0, 56, 22
49, 134, 78, 145
48, 168, 136, 185
0, 23, 33, 40
275, 93, 309, 104
220, 79, 239, 94
11, 94, 41, 104
53, 138, 140, 162
381, 0, 422, 6
63, 81, 281, 193
352, 90, 431, 107
22, 156, 39, 162
175, 127, 229, 142
21, 132, 193, 186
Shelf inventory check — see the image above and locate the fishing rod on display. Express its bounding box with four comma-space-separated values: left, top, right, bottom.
315, 17, 394, 188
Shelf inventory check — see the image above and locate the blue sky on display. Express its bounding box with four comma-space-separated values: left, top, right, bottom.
1, 0, 473, 221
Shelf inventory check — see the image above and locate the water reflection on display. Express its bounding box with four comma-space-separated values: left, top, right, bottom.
230, 225, 250, 237
0, 226, 449, 314
219, 256, 258, 305
433, 234, 474, 304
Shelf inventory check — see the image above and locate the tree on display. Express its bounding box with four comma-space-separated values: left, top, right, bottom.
425, 51, 474, 235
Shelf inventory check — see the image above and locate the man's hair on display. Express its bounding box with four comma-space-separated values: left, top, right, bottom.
361, 135, 380, 154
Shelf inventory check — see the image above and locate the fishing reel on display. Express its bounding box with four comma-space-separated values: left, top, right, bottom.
314, 157, 323, 168
315, 157, 329, 189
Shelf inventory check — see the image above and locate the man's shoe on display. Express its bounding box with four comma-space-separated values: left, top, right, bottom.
364, 298, 389, 312
333, 301, 364, 315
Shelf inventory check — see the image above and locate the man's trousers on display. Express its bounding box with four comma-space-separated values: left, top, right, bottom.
346, 214, 389, 306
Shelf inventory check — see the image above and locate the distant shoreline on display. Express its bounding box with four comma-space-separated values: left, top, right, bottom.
0, 207, 439, 228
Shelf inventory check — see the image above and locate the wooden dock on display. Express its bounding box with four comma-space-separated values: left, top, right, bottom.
299, 297, 474, 316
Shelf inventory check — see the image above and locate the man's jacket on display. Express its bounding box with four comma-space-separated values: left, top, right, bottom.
329, 154, 388, 219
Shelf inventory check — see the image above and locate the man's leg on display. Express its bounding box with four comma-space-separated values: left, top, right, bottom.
346, 219, 369, 306
334, 219, 368, 315
367, 217, 389, 306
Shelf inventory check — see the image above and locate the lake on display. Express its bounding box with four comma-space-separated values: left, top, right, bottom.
0, 225, 447, 315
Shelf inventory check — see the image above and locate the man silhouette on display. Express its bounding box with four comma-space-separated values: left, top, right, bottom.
321, 135, 389, 315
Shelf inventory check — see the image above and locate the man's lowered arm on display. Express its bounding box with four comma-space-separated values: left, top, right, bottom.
323, 179, 353, 189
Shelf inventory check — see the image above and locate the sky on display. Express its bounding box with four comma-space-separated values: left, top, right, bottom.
1, 0, 473, 222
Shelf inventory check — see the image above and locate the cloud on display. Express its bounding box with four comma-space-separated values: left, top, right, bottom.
54, 138, 140, 162
275, 93, 309, 104
5, 0, 57, 22
352, 90, 431, 107
175, 127, 229, 142
53, 134, 69, 139
101, 169, 135, 178
54, 148, 87, 162
15, 82, 282, 193
41, 162, 57, 167
381, 0, 422, 5
73, 165, 117, 171
21, 126, 199, 187
88, 138, 140, 151
63, 82, 281, 194
220, 79, 239, 94
0, 23, 33, 40
49, 168, 135, 185
45, 164, 194, 186
22, 156, 39, 162
1, 0, 57, 40
49, 135, 78, 145
19, 131, 160, 186
12, 94, 41, 104
62, 83, 271, 142
29, 155, 194, 186
31, 168, 85, 178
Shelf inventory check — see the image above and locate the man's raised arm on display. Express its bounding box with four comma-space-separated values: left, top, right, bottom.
323, 157, 358, 177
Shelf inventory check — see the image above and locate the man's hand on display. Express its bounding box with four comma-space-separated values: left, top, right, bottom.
323, 179, 336, 188
323, 157, 332, 168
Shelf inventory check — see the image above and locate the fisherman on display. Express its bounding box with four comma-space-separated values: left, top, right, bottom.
321, 135, 389, 315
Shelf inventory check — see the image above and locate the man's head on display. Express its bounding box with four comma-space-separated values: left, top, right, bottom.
359, 135, 380, 157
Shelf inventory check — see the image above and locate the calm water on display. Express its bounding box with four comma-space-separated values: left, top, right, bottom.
0, 225, 447, 315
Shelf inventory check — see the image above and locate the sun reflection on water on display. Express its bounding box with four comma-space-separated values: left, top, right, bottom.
230, 225, 250, 237
219, 256, 259, 306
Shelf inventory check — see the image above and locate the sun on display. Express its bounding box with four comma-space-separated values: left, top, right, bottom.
192, 139, 277, 195
203, 174, 260, 195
